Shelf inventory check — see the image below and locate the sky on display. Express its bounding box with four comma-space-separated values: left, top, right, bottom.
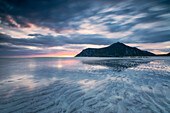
0, 0, 170, 57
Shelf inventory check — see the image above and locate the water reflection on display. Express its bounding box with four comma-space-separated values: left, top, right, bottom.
0, 58, 151, 91
0, 57, 170, 113
0, 58, 80, 91
82, 59, 151, 72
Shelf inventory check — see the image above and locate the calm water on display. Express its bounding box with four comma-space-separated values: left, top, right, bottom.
0, 57, 170, 113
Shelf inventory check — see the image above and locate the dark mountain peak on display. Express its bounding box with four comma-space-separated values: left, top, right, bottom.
107, 42, 135, 51
75, 42, 155, 57
115, 42, 123, 44
111, 42, 124, 45
109, 42, 126, 47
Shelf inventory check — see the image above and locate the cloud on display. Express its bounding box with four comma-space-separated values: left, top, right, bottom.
0, 0, 170, 56
1, 0, 168, 31
124, 29, 170, 43
0, 33, 116, 47
126, 41, 170, 54
0, 0, 103, 31
0, 33, 118, 56
28, 34, 43, 37
0, 43, 42, 56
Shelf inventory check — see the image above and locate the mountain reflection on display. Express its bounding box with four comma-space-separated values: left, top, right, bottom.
82, 59, 151, 72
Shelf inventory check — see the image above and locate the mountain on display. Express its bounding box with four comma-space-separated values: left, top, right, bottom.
75, 42, 155, 57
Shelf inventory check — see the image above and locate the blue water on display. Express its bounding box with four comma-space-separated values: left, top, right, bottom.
0, 57, 170, 113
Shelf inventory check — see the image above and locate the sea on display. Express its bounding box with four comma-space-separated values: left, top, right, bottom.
0, 57, 170, 113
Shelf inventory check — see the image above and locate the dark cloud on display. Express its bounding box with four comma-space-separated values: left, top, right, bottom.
0, 33, 67, 47
0, 0, 170, 56
141, 30, 170, 43
0, 0, 169, 29
0, 0, 103, 31
0, 45, 39, 56
1, 0, 170, 33
28, 34, 43, 37
0, 32, 119, 56
124, 29, 170, 43
105, 23, 134, 32
0, 44, 24, 51
0, 33, 115, 47
0, 33, 118, 57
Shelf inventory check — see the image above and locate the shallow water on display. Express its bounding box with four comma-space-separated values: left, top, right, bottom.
0, 57, 170, 113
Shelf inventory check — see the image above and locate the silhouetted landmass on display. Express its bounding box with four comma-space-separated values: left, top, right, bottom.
75, 42, 155, 57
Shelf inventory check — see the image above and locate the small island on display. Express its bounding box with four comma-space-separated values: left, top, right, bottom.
75, 42, 155, 57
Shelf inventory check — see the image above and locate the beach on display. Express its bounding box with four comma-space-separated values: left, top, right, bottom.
0, 57, 170, 113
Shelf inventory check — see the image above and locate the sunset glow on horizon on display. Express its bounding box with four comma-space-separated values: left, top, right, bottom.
2, 52, 77, 58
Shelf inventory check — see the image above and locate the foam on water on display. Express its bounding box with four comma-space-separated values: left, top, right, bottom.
0, 57, 170, 113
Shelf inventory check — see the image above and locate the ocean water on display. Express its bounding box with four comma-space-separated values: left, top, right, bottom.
0, 57, 170, 113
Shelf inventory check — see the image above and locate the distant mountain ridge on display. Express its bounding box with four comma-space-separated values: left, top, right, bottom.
157, 52, 170, 56
75, 42, 155, 57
